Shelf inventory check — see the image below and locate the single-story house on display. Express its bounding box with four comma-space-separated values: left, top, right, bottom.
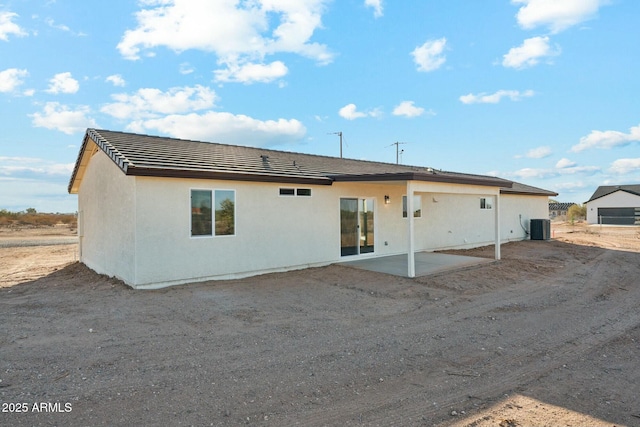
549, 202, 576, 219
585, 185, 640, 225
68, 129, 557, 289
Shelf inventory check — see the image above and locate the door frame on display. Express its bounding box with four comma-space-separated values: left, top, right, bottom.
339, 196, 377, 258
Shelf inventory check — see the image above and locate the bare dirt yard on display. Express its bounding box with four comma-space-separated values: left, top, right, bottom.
1, 222, 639, 426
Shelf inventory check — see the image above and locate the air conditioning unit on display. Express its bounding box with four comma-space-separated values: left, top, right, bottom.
530, 219, 551, 240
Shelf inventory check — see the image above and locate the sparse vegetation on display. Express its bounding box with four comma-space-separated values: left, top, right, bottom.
0, 209, 77, 228
567, 204, 587, 225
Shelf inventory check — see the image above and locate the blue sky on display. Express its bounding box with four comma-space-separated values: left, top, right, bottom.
1, 0, 639, 212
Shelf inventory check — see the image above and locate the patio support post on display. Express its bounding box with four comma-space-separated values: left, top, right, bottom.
407, 181, 416, 277
494, 193, 501, 260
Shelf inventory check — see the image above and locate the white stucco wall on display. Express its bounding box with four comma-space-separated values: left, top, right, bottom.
132, 178, 342, 287
78, 147, 136, 284
586, 191, 640, 224
500, 194, 550, 241
76, 157, 551, 288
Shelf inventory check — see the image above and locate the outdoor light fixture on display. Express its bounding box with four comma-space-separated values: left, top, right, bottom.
384, 195, 390, 204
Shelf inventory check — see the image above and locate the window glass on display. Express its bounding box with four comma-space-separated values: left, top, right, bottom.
191, 190, 212, 236
279, 188, 295, 196
480, 197, 493, 209
296, 188, 312, 196
215, 190, 235, 236
402, 195, 422, 218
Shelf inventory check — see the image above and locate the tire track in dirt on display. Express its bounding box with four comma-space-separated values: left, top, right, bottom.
280, 249, 640, 426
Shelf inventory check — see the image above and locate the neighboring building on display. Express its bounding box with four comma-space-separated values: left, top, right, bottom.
68, 129, 557, 289
549, 202, 576, 219
585, 185, 640, 225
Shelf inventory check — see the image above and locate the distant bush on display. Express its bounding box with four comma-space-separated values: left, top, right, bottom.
0, 209, 77, 228
567, 204, 587, 224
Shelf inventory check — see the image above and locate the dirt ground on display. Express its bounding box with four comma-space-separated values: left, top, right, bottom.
1, 222, 639, 426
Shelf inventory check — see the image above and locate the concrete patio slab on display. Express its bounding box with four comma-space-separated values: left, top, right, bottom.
339, 252, 495, 277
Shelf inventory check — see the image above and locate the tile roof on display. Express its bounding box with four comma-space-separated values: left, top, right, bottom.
548, 202, 576, 211
501, 181, 558, 197
68, 129, 551, 196
587, 185, 640, 202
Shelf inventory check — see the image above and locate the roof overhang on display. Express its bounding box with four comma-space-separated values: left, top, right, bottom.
126, 167, 333, 186
330, 172, 512, 188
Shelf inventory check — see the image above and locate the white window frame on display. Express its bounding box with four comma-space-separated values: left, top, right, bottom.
190, 188, 236, 238
278, 187, 312, 197
480, 197, 493, 210
214, 189, 236, 237
402, 194, 422, 218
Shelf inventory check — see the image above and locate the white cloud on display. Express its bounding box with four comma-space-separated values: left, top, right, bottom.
512, 167, 555, 179
0, 176, 77, 213
106, 74, 126, 87
571, 124, 640, 152
0, 156, 74, 176
214, 61, 288, 84
554, 181, 587, 191
30, 102, 97, 134
559, 165, 600, 175
117, 0, 333, 81
460, 89, 534, 104
45, 18, 70, 33
127, 112, 306, 147
525, 146, 552, 159
338, 103, 381, 120
502, 36, 560, 69
512, 0, 607, 33
556, 158, 577, 168
0, 68, 28, 92
179, 62, 194, 75
365, 0, 383, 18
499, 161, 599, 180
101, 85, 217, 120
412, 37, 447, 72
46, 72, 80, 94
609, 158, 640, 175
392, 101, 425, 118
0, 11, 27, 41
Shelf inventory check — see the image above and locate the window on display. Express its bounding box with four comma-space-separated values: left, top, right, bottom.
279, 188, 295, 196
279, 188, 311, 197
215, 190, 235, 236
191, 189, 235, 237
402, 195, 422, 218
480, 197, 493, 210
191, 190, 212, 236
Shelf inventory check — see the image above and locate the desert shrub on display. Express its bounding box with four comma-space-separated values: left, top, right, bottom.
567, 204, 587, 224
0, 209, 77, 227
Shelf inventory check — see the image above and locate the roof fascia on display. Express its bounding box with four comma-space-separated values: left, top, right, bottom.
126, 167, 333, 186
331, 172, 512, 188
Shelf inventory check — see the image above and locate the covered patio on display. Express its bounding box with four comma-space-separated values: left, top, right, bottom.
340, 251, 495, 278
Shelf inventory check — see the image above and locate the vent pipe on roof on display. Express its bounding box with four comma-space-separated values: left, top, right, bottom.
261, 155, 269, 162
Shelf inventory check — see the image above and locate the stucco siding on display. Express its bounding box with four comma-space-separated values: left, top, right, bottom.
132, 178, 342, 287
77, 167, 551, 288
501, 194, 550, 241
586, 191, 640, 224
413, 193, 494, 251
78, 147, 136, 284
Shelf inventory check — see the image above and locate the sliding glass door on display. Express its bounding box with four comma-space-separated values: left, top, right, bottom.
340, 198, 375, 256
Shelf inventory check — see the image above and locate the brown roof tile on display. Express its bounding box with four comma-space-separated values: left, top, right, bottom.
69, 129, 550, 194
